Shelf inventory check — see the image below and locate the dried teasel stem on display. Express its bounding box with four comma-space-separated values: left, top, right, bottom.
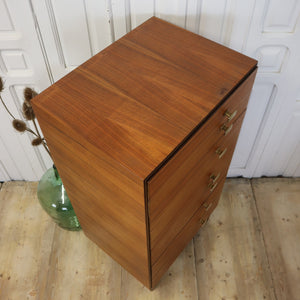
25, 127, 40, 137
30, 103, 52, 158
30, 116, 52, 157
0, 76, 4, 93
0, 94, 15, 120
0, 76, 52, 159
0, 94, 39, 138
33, 119, 43, 141
2, 103, 40, 137
40, 138, 51, 157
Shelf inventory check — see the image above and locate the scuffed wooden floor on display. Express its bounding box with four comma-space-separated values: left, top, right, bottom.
0, 178, 299, 300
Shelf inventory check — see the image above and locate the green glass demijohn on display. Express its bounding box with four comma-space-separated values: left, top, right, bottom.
37, 165, 81, 231
0, 79, 80, 231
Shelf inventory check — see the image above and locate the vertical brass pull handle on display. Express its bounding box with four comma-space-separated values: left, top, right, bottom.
220, 123, 233, 135
224, 110, 237, 121
203, 201, 212, 211
208, 181, 218, 192
200, 218, 206, 225
210, 172, 220, 183
208, 172, 220, 192
215, 147, 227, 159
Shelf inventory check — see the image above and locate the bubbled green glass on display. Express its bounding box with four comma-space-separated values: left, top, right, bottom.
37, 166, 81, 231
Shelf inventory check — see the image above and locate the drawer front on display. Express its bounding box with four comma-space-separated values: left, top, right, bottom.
147, 70, 256, 283
151, 175, 226, 287
149, 69, 257, 208
149, 111, 246, 266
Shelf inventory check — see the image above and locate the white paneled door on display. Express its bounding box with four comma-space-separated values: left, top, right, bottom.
0, 0, 299, 180
228, 0, 300, 177
0, 0, 52, 180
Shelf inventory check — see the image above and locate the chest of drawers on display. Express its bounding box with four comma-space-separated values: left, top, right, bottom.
32, 17, 257, 289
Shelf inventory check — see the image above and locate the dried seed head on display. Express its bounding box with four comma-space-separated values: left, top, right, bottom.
22, 101, 35, 120
31, 137, 43, 146
0, 76, 4, 93
12, 119, 27, 132
24, 87, 38, 102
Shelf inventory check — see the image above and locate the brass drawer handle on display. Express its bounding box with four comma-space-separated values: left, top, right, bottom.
203, 201, 212, 211
224, 109, 237, 121
200, 218, 206, 225
208, 172, 220, 191
210, 172, 220, 183
220, 123, 233, 135
208, 181, 218, 192
215, 147, 227, 159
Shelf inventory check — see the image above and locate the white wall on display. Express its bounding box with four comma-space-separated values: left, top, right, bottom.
0, 0, 299, 180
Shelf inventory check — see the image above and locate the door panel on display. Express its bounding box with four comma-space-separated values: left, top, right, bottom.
31, 0, 112, 81
228, 0, 300, 177
0, 0, 52, 180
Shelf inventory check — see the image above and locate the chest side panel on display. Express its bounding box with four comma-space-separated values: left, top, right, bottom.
147, 70, 257, 286
32, 107, 151, 288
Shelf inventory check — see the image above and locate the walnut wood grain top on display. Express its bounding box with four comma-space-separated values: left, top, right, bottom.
32, 17, 257, 180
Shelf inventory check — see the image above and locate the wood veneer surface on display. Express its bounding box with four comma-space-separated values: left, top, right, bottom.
152, 176, 226, 287
32, 16, 257, 289
32, 16, 256, 180
31, 115, 150, 287
148, 70, 256, 268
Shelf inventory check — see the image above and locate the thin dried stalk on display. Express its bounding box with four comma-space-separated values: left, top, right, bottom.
0, 95, 15, 119
0, 78, 52, 160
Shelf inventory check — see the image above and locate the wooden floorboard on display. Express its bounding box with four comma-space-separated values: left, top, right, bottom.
0, 178, 299, 299
194, 179, 276, 300
252, 178, 300, 300
0, 182, 56, 299
120, 240, 198, 300
43, 227, 122, 300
